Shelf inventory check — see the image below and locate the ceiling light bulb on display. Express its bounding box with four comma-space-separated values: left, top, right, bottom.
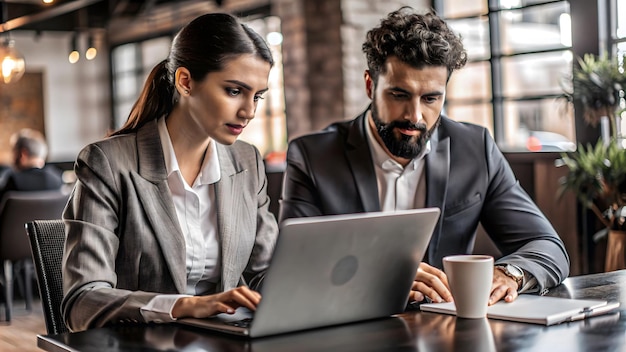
0, 39, 26, 84
69, 32, 80, 63
85, 47, 97, 60
43, 0, 54, 3
85, 35, 97, 60
69, 50, 80, 64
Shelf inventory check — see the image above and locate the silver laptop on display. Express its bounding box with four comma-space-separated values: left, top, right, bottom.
177, 208, 441, 338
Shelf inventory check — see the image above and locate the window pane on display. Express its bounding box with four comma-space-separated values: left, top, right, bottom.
446, 103, 494, 135
141, 37, 171, 71
242, 16, 287, 156
498, 1, 571, 55
442, 0, 487, 17
439, 0, 576, 152
113, 74, 139, 100
112, 43, 137, 74
499, 98, 575, 152
447, 61, 492, 101
497, 0, 563, 8
502, 51, 572, 97
619, 41, 626, 58
618, 0, 626, 39
447, 17, 490, 60
114, 100, 134, 130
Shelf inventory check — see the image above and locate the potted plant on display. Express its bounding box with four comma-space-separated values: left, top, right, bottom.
557, 53, 626, 271
558, 141, 626, 229
561, 53, 626, 139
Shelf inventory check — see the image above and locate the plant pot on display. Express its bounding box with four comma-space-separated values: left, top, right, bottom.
605, 230, 626, 272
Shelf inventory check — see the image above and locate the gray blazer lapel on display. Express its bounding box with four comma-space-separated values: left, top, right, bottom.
133, 121, 187, 294
347, 112, 380, 212
425, 128, 450, 262
214, 144, 245, 290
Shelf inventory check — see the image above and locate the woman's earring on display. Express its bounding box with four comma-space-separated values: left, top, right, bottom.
184, 89, 190, 95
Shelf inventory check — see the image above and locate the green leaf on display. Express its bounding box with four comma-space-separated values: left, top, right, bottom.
558, 140, 626, 230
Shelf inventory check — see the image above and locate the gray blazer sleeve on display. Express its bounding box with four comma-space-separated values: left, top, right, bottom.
62, 142, 162, 331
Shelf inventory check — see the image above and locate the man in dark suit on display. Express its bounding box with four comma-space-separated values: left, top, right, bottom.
0, 128, 63, 198
279, 7, 569, 306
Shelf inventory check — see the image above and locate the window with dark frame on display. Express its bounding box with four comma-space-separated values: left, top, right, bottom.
435, 0, 575, 153
611, 0, 626, 138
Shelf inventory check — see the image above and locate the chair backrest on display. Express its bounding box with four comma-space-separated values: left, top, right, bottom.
0, 190, 69, 261
0, 166, 10, 189
26, 219, 68, 335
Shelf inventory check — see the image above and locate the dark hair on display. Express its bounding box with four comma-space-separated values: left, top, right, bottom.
362, 7, 467, 83
111, 13, 274, 136
11, 128, 48, 159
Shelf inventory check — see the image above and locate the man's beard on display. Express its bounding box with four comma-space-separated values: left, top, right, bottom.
370, 100, 439, 159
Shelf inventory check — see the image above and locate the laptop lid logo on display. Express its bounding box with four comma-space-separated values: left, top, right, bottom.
332, 255, 358, 285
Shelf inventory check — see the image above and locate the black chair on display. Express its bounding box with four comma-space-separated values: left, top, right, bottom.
26, 219, 69, 334
0, 165, 10, 189
0, 190, 68, 322
265, 169, 284, 220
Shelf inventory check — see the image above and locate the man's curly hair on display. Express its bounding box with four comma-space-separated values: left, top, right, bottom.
362, 7, 467, 82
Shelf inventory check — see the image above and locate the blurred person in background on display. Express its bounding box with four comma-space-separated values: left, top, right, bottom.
0, 128, 63, 199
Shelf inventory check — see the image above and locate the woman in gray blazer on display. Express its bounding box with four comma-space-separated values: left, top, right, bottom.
62, 13, 279, 332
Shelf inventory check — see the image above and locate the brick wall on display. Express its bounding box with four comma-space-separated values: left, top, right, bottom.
341, 0, 430, 119
0, 72, 45, 164
275, 0, 430, 140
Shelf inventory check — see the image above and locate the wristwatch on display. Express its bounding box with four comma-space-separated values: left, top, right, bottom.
495, 264, 524, 290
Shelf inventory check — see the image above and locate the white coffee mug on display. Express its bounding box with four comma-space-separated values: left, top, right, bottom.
443, 254, 494, 319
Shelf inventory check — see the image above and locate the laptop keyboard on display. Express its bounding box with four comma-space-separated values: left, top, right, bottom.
224, 317, 253, 328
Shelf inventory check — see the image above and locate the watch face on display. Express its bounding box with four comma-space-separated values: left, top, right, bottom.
507, 264, 523, 277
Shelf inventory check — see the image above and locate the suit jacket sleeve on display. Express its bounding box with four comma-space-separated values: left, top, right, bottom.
479, 132, 569, 292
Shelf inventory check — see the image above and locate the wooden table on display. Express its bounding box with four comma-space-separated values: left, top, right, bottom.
38, 270, 626, 352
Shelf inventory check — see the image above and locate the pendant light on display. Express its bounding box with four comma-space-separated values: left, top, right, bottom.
0, 38, 25, 83
85, 33, 96, 60
0, 1, 26, 84
68, 32, 79, 63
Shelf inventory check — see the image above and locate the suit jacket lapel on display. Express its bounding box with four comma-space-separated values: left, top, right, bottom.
347, 112, 380, 212
132, 121, 187, 294
425, 127, 450, 262
214, 144, 242, 291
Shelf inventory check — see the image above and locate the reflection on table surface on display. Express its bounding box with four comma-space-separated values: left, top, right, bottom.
44, 316, 414, 352
39, 270, 626, 352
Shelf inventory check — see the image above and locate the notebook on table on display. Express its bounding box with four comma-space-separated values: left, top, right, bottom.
420, 294, 620, 326
177, 208, 441, 338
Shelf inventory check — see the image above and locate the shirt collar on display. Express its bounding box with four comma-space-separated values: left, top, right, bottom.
158, 117, 221, 185
364, 111, 431, 171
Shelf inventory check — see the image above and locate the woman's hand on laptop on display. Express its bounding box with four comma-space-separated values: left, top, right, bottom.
171, 286, 262, 318
409, 262, 453, 303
